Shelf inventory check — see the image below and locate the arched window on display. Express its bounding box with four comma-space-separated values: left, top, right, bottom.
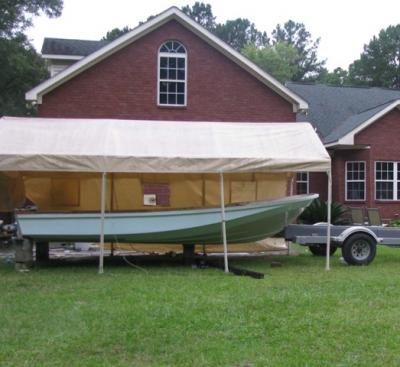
158, 40, 187, 106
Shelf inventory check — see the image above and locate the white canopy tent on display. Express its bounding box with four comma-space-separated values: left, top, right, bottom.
0, 116, 332, 272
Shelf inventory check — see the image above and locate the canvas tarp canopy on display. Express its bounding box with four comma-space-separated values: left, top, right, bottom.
0, 116, 332, 272
0, 117, 330, 173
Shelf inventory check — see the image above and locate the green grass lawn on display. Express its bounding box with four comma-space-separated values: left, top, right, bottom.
1, 246, 400, 367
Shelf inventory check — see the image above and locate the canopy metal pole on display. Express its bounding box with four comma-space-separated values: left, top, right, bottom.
99, 172, 107, 274
326, 169, 332, 271
219, 172, 229, 273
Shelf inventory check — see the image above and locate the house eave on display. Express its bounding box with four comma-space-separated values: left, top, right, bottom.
324, 101, 400, 149
42, 54, 83, 61
325, 143, 371, 150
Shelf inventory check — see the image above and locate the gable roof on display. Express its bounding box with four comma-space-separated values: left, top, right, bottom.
42, 38, 109, 59
26, 7, 307, 111
287, 83, 400, 145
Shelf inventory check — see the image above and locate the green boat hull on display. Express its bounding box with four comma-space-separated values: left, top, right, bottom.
16, 194, 318, 244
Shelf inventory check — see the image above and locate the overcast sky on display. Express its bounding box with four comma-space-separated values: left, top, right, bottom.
26, 0, 400, 71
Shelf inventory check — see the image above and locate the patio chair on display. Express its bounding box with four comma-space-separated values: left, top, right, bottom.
350, 207, 366, 225
367, 208, 383, 226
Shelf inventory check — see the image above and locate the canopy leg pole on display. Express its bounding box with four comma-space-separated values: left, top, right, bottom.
99, 172, 107, 274
326, 169, 332, 271
219, 172, 229, 273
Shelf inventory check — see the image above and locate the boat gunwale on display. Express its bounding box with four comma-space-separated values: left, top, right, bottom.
16, 194, 318, 220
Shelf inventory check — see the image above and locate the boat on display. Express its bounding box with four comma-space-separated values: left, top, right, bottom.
16, 194, 318, 244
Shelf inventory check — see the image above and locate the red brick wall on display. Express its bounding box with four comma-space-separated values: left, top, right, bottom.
311, 108, 400, 220
354, 108, 400, 219
309, 172, 328, 201
38, 20, 295, 122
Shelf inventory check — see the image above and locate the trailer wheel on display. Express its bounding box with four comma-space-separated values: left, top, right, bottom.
309, 244, 337, 256
341, 233, 376, 265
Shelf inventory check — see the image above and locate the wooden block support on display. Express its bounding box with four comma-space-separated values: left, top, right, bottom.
14, 239, 33, 272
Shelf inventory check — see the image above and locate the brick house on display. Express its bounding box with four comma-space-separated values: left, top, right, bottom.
27, 7, 306, 121
24, 6, 310, 213
26, 7, 400, 220
288, 83, 400, 220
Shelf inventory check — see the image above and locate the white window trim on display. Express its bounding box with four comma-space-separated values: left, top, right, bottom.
157, 43, 187, 107
296, 172, 309, 194
375, 161, 399, 201
345, 161, 366, 201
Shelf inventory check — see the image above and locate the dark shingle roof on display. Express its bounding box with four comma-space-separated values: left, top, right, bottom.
41, 38, 110, 57
286, 83, 400, 144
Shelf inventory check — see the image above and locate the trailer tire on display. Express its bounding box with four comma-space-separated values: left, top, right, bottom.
309, 244, 337, 256
341, 233, 376, 265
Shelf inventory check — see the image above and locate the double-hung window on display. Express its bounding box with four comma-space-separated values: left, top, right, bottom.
375, 161, 400, 200
158, 40, 187, 106
345, 161, 366, 201
296, 172, 309, 194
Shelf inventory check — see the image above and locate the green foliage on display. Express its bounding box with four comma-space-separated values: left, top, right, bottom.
388, 219, 400, 227
317, 67, 349, 85
0, 35, 48, 116
0, 0, 62, 116
298, 198, 348, 225
101, 26, 132, 42
182, 2, 216, 31
242, 42, 300, 82
272, 20, 325, 81
348, 25, 400, 88
182, 3, 268, 51
215, 18, 269, 51
0, 0, 63, 38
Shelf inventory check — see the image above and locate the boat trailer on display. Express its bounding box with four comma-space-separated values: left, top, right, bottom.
284, 223, 400, 265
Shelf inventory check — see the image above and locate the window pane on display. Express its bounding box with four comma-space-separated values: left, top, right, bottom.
398, 186, 400, 200
159, 93, 167, 104
177, 70, 185, 80
168, 58, 177, 68
160, 69, 167, 79
376, 182, 393, 200
297, 183, 308, 195
160, 82, 167, 92
177, 82, 185, 93
160, 57, 168, 67
168, 69, 176, 79
168, 94, 176, 104
347, 182, 365, 200
178, 58, 185, 68
168, 82, 176, 93
177, 94, 185, 105
175, 44, 185, 53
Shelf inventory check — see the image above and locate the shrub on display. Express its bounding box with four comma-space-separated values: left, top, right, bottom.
298, 198, 348, 225
388, 219, 400, 227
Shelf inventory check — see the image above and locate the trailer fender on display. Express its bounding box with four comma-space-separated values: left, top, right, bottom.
336, 226, 379, 245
